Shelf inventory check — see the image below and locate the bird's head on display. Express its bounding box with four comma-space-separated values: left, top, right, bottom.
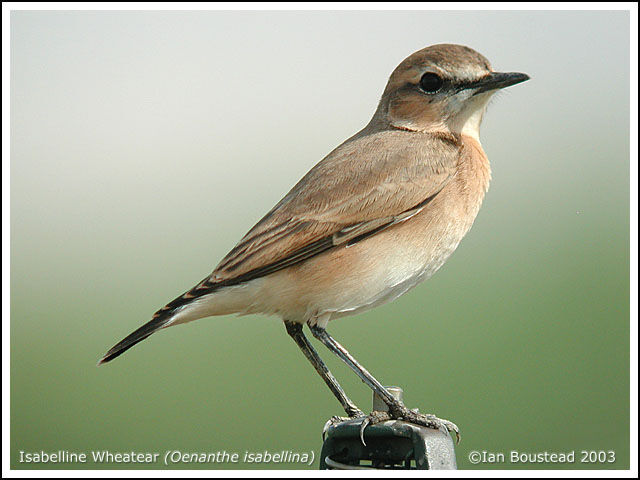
375, 44, 529, 140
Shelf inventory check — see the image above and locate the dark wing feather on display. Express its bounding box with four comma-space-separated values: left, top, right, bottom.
212, 130, 459, 281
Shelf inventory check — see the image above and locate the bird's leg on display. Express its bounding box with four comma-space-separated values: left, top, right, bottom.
284, 321, 364, 419
309, 325, 460, 443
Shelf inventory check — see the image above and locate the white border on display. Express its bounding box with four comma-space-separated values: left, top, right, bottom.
1, 1, 638, 10
2, 2, 637, 478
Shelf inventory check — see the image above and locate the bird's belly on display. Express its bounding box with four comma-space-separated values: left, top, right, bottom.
326, 223, 464, 320
329, 265, 432, 319
334, 255, 448, 316
250, 203, 475, 324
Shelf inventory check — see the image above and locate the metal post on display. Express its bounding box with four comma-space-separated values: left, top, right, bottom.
319, 387, 457, 470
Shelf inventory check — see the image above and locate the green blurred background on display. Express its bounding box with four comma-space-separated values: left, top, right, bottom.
10, 10, 630, 470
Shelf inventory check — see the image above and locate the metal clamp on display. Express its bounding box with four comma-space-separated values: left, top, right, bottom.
319, 387, 457, 470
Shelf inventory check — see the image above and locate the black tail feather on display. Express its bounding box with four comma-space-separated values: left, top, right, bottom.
98, 275, 220, 366
98, 313, 174, 365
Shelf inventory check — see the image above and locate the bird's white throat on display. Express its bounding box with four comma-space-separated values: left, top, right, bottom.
449, 90, 493, 142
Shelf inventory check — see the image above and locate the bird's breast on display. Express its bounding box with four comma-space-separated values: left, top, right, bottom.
327, 134, 491, 318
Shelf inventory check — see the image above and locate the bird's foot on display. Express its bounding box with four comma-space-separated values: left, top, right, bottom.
359, 407, 460, 445
322, 410, 366, 440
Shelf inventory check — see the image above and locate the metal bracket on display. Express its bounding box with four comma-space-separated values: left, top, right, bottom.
319, 386, 457, 469
320, 417, 457, 469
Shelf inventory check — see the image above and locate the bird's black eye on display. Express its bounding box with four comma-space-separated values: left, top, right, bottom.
419, 72, 443, 94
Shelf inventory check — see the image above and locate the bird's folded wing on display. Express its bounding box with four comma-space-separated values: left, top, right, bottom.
208, 131, 460, 285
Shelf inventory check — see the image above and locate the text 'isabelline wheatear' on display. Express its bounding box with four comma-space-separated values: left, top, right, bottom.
99, 44, 528, 441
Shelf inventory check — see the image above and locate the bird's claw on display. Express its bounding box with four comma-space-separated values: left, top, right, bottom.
357, 407, 460, 445
324, 407, 460, 446
358, 410, 391, 446
400, 409, 461, 444
322, 412, 364, 441
322, 415, 347, 440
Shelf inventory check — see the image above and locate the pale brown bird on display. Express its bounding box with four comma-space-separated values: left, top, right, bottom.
99, 44, 528, 440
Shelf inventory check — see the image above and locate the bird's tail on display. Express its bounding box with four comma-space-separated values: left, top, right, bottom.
97, 310, 175, 365
98, 275, 225, 365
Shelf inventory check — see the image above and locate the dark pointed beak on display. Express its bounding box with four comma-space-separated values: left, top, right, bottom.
470, 72, 530, 95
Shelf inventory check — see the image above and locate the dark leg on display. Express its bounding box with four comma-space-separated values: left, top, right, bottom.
308, 325, 403, 412
309, 324, 460, 443
284, 321, 363, 418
